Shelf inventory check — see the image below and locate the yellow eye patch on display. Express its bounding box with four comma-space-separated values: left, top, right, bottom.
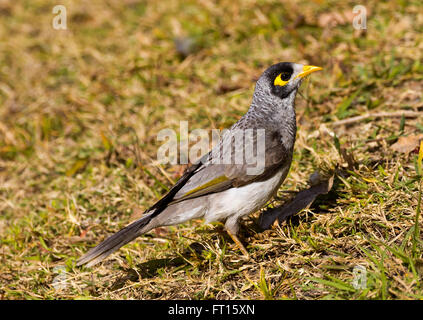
274, 73, 289, 86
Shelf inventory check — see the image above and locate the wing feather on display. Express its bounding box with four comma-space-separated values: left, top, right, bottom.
170, 128, 290, 202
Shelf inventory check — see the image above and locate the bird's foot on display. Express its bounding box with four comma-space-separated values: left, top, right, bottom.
226, 229, 250, 259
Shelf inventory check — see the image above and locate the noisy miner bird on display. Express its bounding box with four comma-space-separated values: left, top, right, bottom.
77, 62, 322, 267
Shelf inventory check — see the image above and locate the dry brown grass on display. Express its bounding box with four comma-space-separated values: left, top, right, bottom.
0, 0, 423, 299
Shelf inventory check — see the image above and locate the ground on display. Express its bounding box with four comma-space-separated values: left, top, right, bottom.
0, 0, 423, 299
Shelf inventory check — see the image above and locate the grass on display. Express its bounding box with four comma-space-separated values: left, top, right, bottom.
1, 0, 423, 299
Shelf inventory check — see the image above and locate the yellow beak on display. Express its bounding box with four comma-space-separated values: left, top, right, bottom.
295, 65, 323, 79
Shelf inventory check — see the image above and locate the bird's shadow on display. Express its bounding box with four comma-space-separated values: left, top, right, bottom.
257, 175, 345, 230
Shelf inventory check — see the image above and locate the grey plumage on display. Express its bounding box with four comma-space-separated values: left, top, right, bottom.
76, 62, 322, 267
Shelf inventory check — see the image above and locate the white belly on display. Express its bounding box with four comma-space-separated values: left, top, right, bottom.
204, 165, 289, 223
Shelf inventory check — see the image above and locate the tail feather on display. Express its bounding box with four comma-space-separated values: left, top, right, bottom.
76, 213, 154, 267
76, 160, 204, 267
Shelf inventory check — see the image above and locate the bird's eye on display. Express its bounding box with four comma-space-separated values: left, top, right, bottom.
274, 71, 292, 87
280, 72, 291, 81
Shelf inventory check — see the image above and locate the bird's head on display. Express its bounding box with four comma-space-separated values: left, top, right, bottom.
258, 62, 322, 100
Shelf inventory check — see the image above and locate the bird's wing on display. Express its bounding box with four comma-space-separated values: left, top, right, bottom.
169, 128, 290, 202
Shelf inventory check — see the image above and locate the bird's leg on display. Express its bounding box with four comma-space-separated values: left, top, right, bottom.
226, 229, 250, 258
224, 217, 250, 258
